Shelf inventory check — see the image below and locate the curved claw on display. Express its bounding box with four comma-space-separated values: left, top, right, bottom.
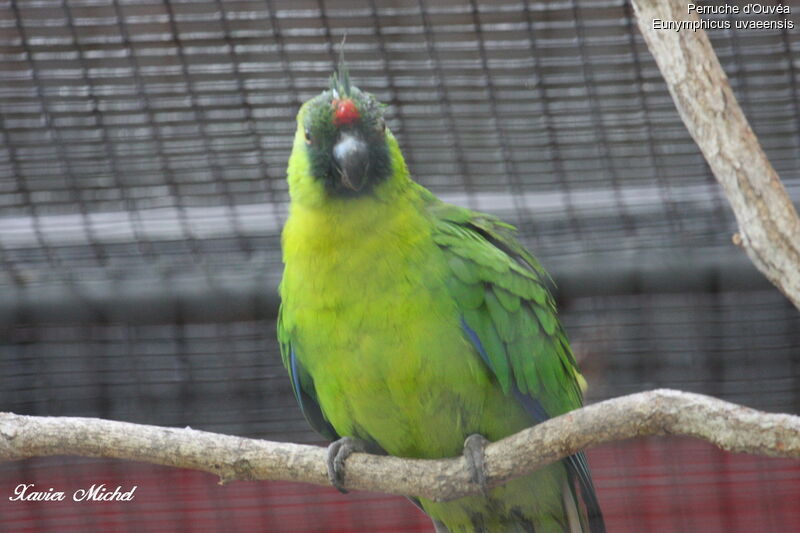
463, 433, 491, 496
326, 436, 369, 494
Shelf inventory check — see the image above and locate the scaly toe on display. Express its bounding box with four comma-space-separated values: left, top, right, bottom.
463, 433, 491, 496
326, 436, 369, 494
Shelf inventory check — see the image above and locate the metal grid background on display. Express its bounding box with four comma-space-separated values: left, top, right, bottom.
1, 1, 799, 532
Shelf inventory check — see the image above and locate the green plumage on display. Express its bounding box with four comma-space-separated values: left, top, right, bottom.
278, 67, 603, 533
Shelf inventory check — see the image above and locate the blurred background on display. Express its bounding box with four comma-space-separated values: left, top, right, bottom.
1, 0, 799, 531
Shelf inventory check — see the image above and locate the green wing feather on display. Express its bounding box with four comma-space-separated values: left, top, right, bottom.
424, 188, 606, 531
423, 186, 585, 417
277, 302, 338, 440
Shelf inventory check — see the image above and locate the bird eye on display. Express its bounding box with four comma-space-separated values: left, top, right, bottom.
304, 128, 312, 144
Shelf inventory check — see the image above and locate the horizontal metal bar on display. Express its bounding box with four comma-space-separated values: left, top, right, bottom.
6, 183, 789, 249
0, 247, 770, 327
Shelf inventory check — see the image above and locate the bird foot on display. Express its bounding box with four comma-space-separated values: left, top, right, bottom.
463, 433, 491, 496
327, 436, 370, 494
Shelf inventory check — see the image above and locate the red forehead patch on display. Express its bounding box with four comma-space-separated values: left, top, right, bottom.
332, 98, 359, 126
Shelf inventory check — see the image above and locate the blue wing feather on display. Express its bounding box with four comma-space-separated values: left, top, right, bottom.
279, 303, 339, 441
287, 347, 338, 440
437, 196, 606, 532
462, 318, 604, 531
462, 319, 550, 423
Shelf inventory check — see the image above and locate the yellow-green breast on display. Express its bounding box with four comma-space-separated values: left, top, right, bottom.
281, 182, 527, 457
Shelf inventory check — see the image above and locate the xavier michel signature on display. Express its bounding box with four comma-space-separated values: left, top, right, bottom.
9, 483, 137, 502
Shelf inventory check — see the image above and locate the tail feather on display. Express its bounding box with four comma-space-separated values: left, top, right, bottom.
562, 477, 583, 533
566, 452, 606, 533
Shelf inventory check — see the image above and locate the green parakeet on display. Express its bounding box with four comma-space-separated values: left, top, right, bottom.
278, 64, 605, 533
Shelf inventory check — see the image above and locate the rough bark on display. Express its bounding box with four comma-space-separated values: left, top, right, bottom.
2, 389, 798, 502
631, 0, 800, 310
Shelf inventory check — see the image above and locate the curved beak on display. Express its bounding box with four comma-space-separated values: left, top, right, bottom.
332, 132, 369, 191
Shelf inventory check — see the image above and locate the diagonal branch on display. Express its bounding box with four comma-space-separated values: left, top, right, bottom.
630, 0, 800, 310
2, 389, 799, 502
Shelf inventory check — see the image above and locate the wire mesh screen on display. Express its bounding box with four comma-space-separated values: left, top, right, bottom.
1, 0, 799, 531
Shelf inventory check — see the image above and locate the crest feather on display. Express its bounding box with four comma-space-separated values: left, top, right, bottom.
329, 41, 351, 98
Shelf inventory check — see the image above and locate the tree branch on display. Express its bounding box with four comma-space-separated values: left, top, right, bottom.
2, 389, 798, 502
631, 0, 800, 310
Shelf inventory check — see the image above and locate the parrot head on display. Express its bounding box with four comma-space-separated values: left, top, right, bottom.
291, 62, 394, 197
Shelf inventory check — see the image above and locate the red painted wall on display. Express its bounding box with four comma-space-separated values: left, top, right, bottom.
3, 438, 799, 532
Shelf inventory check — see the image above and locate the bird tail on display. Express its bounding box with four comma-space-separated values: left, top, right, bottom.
562, 477, 584, 533
565, 452, 606, 533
